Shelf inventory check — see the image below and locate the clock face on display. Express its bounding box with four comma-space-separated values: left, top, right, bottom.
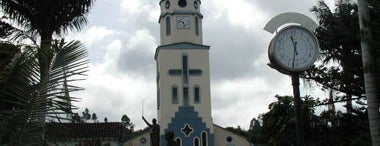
269, 25, 319, 72
176, 16, 190, 29
165, 1, 170, 9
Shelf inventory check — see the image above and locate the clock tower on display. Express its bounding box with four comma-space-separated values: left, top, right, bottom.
155, 0, 214, 145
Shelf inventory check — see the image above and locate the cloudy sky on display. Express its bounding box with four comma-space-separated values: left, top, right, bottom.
68, 0, 335, 130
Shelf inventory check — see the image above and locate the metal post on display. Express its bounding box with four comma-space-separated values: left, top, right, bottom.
292, 73, 305, 146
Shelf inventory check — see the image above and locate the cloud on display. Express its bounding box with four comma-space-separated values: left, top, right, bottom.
120, 0, 160, 24
116, 28, 157, 77
69, 0, 335, 130
204, 11, 273, 80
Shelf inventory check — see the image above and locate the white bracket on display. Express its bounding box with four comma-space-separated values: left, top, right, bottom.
264, 12, 318, 34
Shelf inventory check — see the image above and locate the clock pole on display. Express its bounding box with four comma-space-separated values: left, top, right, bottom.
291, 73, 305, 146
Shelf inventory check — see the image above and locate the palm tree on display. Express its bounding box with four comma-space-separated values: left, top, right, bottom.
0, 39, 88, 145
1, 0, 95, 87
357, 0, 380, 145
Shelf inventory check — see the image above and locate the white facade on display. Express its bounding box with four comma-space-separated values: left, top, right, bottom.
159, 0, 203, 45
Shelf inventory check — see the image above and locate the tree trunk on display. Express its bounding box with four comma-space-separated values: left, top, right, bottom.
36, 32, 53, 125
357, 0, 380, 145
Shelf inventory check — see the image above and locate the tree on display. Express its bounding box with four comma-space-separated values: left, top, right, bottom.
0, 0, 95, 47
0, 39, 89, 145
308, 0, 363, 114
357, 0, 380, 145
259, 95, 318, 146
121, 114, 135, 130
91, 113, 97, 123
72, 113, 81, 123
121, 114, 136, 142
247, 118, 262, 144
82, 108, 91, 122
0, 1, 95, 119
309, 0, 380, 144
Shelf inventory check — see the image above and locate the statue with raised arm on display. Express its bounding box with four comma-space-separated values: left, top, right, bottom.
142, 116, 160, 146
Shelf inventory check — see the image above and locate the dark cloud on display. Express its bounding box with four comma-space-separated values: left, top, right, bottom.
252, 0, 318, 18
117, 42, 156, 77
204, 18, 267, 80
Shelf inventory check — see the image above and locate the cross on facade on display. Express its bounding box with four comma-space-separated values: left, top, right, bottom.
169, 55, 202, 106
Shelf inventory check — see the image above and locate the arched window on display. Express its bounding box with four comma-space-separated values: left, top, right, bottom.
166, 16, 171, 35
172, 85, 178, 104
201, 132, 207, 146
195, 17, 199, 35
194, 85, 200, 103
194, 137, 200, 146
176, 137, 182, 146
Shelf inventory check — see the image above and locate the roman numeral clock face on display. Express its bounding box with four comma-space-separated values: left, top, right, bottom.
269, 25, 319, 73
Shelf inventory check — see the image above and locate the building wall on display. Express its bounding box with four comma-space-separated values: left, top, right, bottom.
123, 132, 151, 146
157, 48, 213, 134
214, 125, 251, 146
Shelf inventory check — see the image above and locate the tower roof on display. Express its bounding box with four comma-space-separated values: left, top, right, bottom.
155, 42, 210, 60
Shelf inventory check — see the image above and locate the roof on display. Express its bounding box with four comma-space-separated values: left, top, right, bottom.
154, 42, 210, 60
46, 122, 123, 140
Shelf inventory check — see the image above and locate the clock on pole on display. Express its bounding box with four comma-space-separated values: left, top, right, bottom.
265, 12, 320, 146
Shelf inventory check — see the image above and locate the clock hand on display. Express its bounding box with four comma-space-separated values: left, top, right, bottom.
291, 36, 298, 68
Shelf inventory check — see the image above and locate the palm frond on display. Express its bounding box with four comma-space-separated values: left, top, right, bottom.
0, 39, 88, 145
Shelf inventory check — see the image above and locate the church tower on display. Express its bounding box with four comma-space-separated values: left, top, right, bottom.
155, 0, 214, 145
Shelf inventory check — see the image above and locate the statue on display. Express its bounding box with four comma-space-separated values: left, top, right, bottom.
142, 116, 160, 146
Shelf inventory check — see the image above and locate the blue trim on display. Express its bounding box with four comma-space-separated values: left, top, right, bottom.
161, 106, 214, 146
155, 42, 210, 60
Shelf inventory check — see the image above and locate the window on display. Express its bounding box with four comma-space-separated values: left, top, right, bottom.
176, 138, 182, 146
182, 54, 189, 85
194, 138, 200, 146
166, 17, 171, 35
172, 85, 178, 104
194, 85, 200, 103
226, 136, 233, 143
195, 17, 199, 35
201, 132, 207, 146
183, 87, 189, 106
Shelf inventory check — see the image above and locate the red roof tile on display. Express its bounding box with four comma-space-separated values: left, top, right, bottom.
46, 122, 123, 140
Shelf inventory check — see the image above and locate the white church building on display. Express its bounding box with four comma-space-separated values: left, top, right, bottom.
125, 0, 251, 145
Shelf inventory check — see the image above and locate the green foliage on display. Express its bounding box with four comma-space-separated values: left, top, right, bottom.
312, 109, 370, 146
307, 0, 364, 100
91, 113, 97, 123
0, 17, 17, 39
258, 95, 318, 146
0, 39, 88, 145
82, 108, 91, 122
121, 114, 136, 142
1, 0, 95, 43
247, 118, 262, 143
256, 95, 370, 146
307, 0, 380, 105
